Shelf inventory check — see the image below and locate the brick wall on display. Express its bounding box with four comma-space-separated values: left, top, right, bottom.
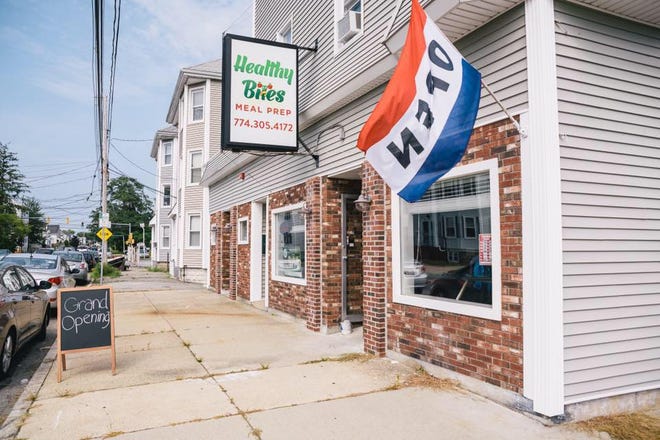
321, 178, 362, 330
305, 177, 322, 331
209, 212, 221, 292
228, 206, 237, 300
219, 211, 231, 292
384, 118, 524, 393
362, 162, 389, 355
267, 183, 308, 319
236, 203, 251, 301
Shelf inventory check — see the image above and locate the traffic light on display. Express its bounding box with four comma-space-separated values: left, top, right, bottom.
66, 217, 70, 224
46, 217, 51, 224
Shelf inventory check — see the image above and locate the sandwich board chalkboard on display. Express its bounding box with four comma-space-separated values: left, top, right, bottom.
57, 286, 116, 382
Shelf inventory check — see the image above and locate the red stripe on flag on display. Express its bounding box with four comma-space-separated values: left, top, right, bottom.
357, 0, 427, 152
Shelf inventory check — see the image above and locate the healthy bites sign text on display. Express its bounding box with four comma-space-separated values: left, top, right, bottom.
222, 34, 298, 152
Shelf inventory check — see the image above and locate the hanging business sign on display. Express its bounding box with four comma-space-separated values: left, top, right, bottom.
221, 34, 298, 152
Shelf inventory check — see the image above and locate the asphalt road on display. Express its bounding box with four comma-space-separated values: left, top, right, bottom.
0, 316, 56, 427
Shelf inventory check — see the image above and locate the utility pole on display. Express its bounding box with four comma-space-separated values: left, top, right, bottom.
101, 96, 109, 284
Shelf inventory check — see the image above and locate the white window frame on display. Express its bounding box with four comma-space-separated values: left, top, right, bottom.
161, 225, 170, 249
334, 0, 363, 53
392, 159, 502, 321
238, 217, 249, 245
162, 184, 171, 207
463, 216, 478, 239
188, 150, 202, 185
162, 140, 172, 166
187, 214, 202, 249
271, 202, 306, 286
190, 86, 204, 122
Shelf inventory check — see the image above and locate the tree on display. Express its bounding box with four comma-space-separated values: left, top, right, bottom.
88, 176, 153, 245
0, 142, 27, 215
22, 197, 47, 247
0, 214, 29, 249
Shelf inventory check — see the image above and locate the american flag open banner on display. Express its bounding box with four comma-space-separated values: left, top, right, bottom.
357, 0, 481, 203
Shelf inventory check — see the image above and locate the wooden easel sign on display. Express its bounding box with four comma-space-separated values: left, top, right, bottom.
57, 286, 116, 382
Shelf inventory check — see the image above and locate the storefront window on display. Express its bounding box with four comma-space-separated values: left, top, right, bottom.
272, 204, 306, 283
393, 160, 501, 320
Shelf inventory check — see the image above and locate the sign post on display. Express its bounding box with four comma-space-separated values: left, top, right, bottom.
57, 286, 116, 382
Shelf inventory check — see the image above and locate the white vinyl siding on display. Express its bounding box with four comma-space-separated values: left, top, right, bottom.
555, 1, 660, 404
209, 5, 526, 213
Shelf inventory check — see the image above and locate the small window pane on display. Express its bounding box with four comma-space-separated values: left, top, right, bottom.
163, 141, 172, 165
191, 88, 204, 121
190, 152, 202, 184
189, 216, 201, 247
273, 208, 305, 280
163, 185, 171, 207
162, 226, 170, 248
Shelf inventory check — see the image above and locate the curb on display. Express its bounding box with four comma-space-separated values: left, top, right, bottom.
0, 343, 58, 440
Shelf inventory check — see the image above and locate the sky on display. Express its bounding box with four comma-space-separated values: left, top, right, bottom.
0, 0, 252, 234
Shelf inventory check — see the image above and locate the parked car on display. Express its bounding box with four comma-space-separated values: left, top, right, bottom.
53, 251, 89, 286
33, 248, 55, 255
0, 262, 51, 378
0, 253, 77, 309
80, 250, 97, 270
0, 249, 9, 259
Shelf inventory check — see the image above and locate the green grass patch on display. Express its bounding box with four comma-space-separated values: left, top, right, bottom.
90, 263, 121, 282
147, 266, 169, 273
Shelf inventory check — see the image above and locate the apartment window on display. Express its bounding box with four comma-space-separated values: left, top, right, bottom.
189, 151, 202, 184
161, 225, 170, 249
277, 23, 292, 44
238, 217, 249, 244
162, 185, 171, 207
188, 214, 201, 248
272, 204, 306, 284
190, 86, 204, 122
393, 160, 501, 321
335, 0, 362, 49
162, 140, 172, 165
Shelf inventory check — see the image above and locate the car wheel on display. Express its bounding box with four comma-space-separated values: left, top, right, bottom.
0, 332, 15, 379
37, 308, 50, 341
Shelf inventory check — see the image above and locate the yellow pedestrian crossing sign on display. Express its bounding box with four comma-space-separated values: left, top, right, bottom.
97, 227, 113, 241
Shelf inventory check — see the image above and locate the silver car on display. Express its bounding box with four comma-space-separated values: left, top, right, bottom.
0, 262, 51, 378
0, 253, 77, 309
53, 251, 89, 286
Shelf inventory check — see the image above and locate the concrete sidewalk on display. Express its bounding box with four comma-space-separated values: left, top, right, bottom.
1, 269, 602, 440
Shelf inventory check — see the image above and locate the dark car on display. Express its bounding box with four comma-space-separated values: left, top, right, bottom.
80, 250, 97, 270
0, 262, 51, 378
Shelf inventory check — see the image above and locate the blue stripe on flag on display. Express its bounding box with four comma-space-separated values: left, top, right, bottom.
398, 59, 481, 203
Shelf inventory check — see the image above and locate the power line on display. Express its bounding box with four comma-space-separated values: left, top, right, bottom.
107, 0, 122, 135
111, 137, 152, 142
110, 142, 158, 177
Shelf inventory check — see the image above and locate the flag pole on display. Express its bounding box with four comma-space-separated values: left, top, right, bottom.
481, 79, 527, 137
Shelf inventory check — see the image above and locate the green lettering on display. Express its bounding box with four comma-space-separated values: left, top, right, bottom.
242, 79, 257, 98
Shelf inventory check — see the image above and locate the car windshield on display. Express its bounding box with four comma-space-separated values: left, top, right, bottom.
56, 252, 83, 262
2, 256, 57, 270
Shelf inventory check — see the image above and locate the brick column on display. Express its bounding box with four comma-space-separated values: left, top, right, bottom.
228, 206, 238, 300
219, 211, 231, 292
209, 212, 221, 292
305, 177, 322, 331
362, 163, 387, 356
